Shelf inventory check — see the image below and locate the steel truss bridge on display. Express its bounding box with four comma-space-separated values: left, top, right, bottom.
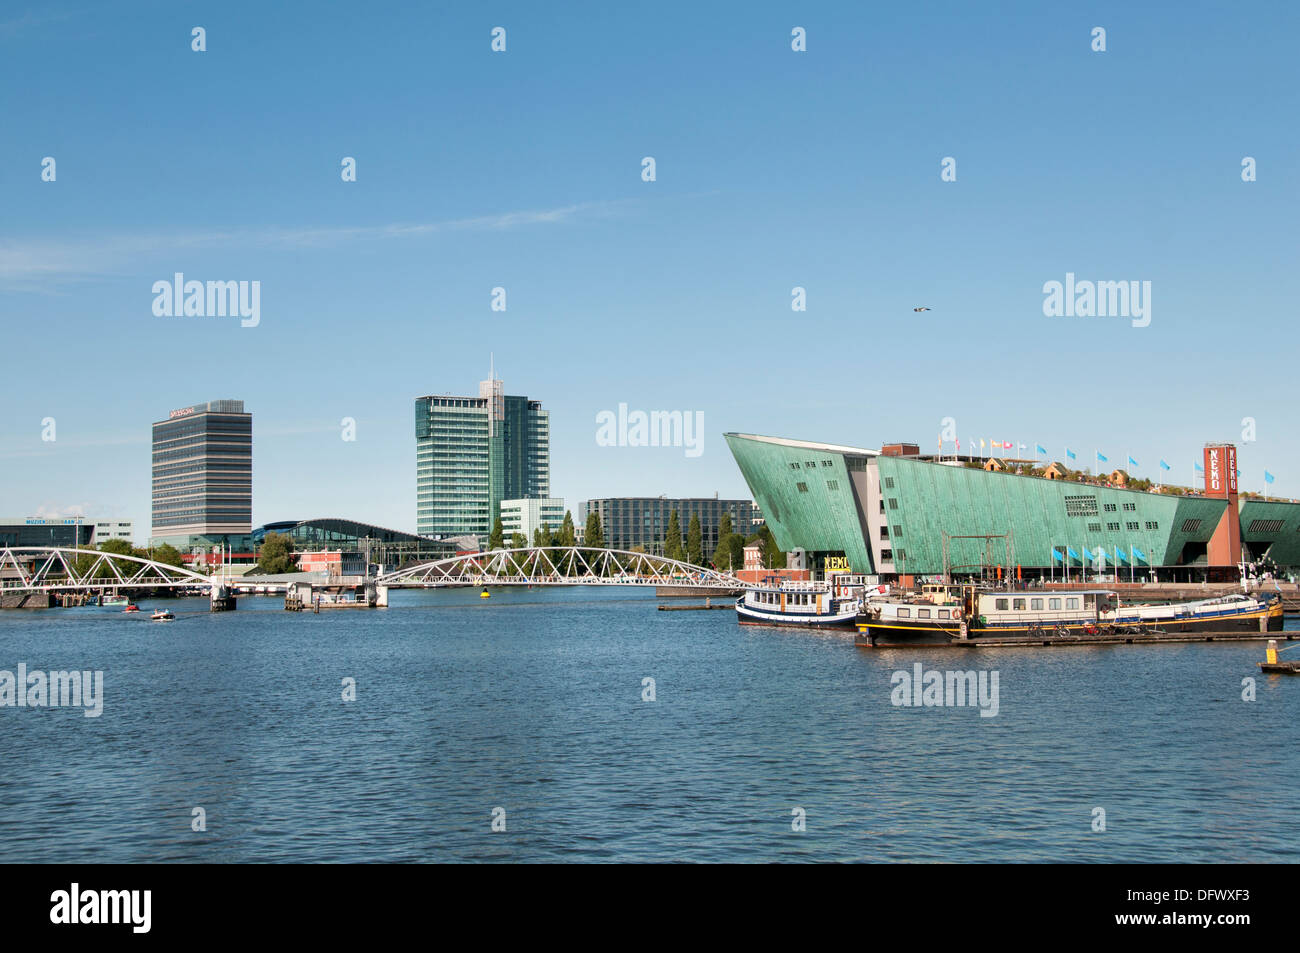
0, 547, 223, 593
377, 547, 744, 589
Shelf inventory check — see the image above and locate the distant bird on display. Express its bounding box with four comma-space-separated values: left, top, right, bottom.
913, 307, 931, 312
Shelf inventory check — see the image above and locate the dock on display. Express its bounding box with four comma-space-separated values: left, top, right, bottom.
658, 601, 733, 611
864, 630, 1298, 649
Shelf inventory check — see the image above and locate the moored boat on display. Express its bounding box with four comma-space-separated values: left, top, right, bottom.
737, 574, 880, 628
856, 586, 1283, 645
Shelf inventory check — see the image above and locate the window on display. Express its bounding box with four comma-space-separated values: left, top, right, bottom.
1031, 598, 1043, 610
1064, 495, 1099, 517
879, 526, 890, 539
895, 549, 906, 561
888, 498, 898, 510
1049, 598, 1061, 610
1103, 503, 1117, 512
880, 549, 893, 561
1123, 502, 1136, 511
789, 462, 800, 470
1127, 521, 1139, 531
806, 460, 816, 469
1145, 521, 1159, 531
1181, 519, 1202, 533
996, 598, 1009, 610
822, 459, 833, 468
1107, 522, 1120, 531
892, 525, 903, 539
1248, 519, 1285, 533
796, 482, 808, 493
918, 608, 931, 619
1066, 597, 1080, 610
938, 609, 951, 619
884, 477, 895, 489
897, 608, 911, 618
826, 480, 839, 491
1013, 598, 1026, 610
1088, 522, 1102, 533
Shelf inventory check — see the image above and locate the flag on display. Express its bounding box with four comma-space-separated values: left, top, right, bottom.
1194, 461, 1204, 472
1018, 443, 1027, 452
1066, 546, 1079, 559
1097, 452, 1109, 464
955, 438, 961, 451
1051, 549, 1063, 562
1159, 460, 1170, 471
1132, 546, 1147, 561
1066, 448, 1076, 460
1265, 471, 1275, 484
980, 438, 986, 449
1127, 455, 1138, 468
1036, 444, 1047, 455
1114, 546, 1126, 564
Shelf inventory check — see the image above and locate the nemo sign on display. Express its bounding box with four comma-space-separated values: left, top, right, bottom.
824, 556, 851, 572
1203, 445, 1238, 497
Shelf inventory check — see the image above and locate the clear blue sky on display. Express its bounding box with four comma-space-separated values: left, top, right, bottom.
2, 1, 1297, 539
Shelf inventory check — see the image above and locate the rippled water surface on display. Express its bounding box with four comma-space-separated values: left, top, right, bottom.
1, 589, 1297, 862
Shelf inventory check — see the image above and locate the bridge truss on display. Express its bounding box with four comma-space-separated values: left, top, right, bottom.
0, 547, 218, 592
377, 547, 744, 589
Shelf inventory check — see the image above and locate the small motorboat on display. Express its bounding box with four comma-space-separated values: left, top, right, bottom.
150, 609, 175, 621
123, 604, 140, 613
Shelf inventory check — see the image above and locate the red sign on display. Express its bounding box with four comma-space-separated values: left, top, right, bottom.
1203, 445, 1238, 498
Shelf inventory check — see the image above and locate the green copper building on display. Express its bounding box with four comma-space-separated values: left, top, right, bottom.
724, 433, 1300, 580
415, 377, 549, 538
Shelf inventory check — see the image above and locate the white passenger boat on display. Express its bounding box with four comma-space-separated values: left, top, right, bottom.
736, 574, 882, 628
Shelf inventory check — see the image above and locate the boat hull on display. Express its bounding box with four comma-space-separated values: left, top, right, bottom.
736, 601, 858, 629
857, 606, 1282, 645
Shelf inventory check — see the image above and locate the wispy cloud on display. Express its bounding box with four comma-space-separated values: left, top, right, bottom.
0, 199, 629, 288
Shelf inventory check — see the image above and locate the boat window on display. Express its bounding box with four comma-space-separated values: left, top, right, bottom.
938, 609, 950, 619
1066, 597, 1080, 610
1031, 598, 1043, 610
897, 608, 910, 618
995, 598, 1009, 611
1013, 598, 1026, 610
1049, 598, 1061, 610
918, 608, 931, 619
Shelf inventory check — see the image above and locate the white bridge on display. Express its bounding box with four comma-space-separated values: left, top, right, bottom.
377, 547, 744, 590
0, 547, 226, 593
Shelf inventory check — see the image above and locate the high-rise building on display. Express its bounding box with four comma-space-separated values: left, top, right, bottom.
151, 400, 252, 551
415, 377, 550, 538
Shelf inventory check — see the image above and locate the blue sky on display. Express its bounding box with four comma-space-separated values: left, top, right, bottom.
2, 1, 1297, 538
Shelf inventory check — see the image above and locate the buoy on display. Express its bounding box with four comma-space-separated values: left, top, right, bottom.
1267, 639, 1279, 665
480, 590, 490, 599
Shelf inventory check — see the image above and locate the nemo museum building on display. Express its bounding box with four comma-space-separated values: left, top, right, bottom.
724, 433, 1300, 583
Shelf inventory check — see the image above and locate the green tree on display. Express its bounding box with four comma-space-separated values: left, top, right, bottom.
257, 531, 296, 574
150, 542, 185, 568
584, 511, 605, 550
557, 511, 576, 548
663, 510, 683, 561
509, 532, 527, 549
686, 513, 703, 566
488, 517, 505, 550
711, 513, 734, 569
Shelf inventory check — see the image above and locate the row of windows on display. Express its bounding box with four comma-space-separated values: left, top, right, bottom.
995, 597, 1082, 611
894, 607, 954, 619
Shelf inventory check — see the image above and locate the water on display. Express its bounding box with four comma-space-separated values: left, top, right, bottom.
1, 590, 1297, 862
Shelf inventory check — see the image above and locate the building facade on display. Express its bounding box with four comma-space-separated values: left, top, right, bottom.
253, 518, 474, 572
577, 497, 761, 559
725, 432, 1300, 581
500, 498, 565, 541
92, 520, 134, 546
0, 517, 96, 548
151, 400, 253, 552
414, 378, 549, 538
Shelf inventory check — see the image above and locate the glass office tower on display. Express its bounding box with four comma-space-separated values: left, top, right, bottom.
415, 378, 549, 538
150, 399, 253, 550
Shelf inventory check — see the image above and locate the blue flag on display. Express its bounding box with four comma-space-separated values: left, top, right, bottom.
1159, 460, 1170, 471
1066, 448, 1076, 460
1036, 444, 1047, 455
1194, 461, 1204, 472
1127, 455, 1139, 468
1066, 546, 1080, 559
1051, 549, 1063, 562
1265, 470, 1275, 484
1097, 452, 1109, 464
1131, 546, 1147, 561
1114, 546, 1126, 563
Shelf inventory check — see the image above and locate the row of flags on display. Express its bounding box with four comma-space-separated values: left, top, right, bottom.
942, 434, 1278, 489
1052, 545, 1147, 565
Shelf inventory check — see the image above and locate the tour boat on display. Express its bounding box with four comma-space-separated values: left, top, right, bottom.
736, 574, 881, 628
103, 594, 129, 607
150, 609, 175, 621
123, 604, 140, 613
856, 585, 1284, 645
